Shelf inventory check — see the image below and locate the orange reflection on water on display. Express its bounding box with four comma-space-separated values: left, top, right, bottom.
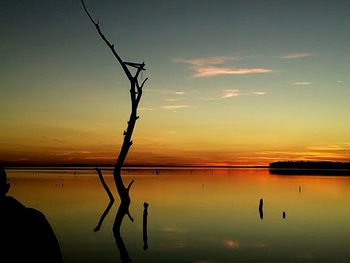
224, 239, 240, 249
6, 168, 350, 263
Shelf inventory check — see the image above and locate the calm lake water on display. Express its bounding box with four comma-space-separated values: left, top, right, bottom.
6, 168, 350, 263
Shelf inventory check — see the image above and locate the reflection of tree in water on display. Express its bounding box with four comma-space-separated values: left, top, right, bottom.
94, 188, 150, 262
93, 170, 133, 263
93, 199, 114, 233
113, 202, 133, 263
81, 1, 149, 261
94, 168, 115, 232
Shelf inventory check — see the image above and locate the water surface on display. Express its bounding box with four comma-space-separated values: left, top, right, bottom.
7, 168, 350, 262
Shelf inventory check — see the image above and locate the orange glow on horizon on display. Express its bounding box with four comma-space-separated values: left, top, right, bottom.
1, 143, 349, 166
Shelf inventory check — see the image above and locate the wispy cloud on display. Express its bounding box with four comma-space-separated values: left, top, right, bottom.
202, 89, 267, 100
55, 150, 92, 156
162, 105, 190, 110
146, 89, 188, 104
252, 91, 267, 95
307, 143, 350, 152
145, 88, 186, 95
292, 82, 312, 85
139, 107, 155, 111
174, 55, 273, 78
256, 143, 350, 162
221, 89, 240, 98
164, 98, 184, 102
280, 53, 313, 59
192, 66, 273, 78
40, 136, 66, 144
173, 56, 239, 66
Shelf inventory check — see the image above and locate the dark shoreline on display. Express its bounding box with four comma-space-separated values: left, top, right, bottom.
269, 168, 350, 176
269, 160, 350, 169
269, 161, 350, 175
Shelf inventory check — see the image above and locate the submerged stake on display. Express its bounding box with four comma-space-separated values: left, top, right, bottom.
259, 198, 264, 220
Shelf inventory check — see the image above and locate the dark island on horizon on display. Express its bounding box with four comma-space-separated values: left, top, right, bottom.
269, 161, 350, 175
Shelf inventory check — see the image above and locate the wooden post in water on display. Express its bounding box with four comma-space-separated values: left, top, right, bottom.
143, 202, 149, 250
259, 198, 264, 220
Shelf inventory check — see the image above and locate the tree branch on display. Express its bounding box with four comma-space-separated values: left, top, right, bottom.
134, 62, 146, 80
81, 0, 133, 80
135, 78, 147, 105
124, 62, 146, 69
139, 77, 148, 89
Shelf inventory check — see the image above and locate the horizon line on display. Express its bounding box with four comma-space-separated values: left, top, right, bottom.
2, 163, 268, 170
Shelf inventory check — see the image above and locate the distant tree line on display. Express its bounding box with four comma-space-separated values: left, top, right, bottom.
269, 161, 350, 170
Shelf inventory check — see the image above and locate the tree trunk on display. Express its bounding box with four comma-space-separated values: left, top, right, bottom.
81, 0, 147, 206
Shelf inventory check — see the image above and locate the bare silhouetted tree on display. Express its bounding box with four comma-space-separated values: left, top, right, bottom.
81, 0, 147, 224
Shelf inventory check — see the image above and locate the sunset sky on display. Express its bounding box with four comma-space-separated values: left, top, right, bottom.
1, 0, 349, 166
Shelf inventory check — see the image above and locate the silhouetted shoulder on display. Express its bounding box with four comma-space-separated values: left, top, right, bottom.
0, 198, 63, 263
0, 195, 25, 212
24, 207, 63, 263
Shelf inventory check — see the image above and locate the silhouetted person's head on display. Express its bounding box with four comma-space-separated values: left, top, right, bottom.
0, 167, 10, 197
